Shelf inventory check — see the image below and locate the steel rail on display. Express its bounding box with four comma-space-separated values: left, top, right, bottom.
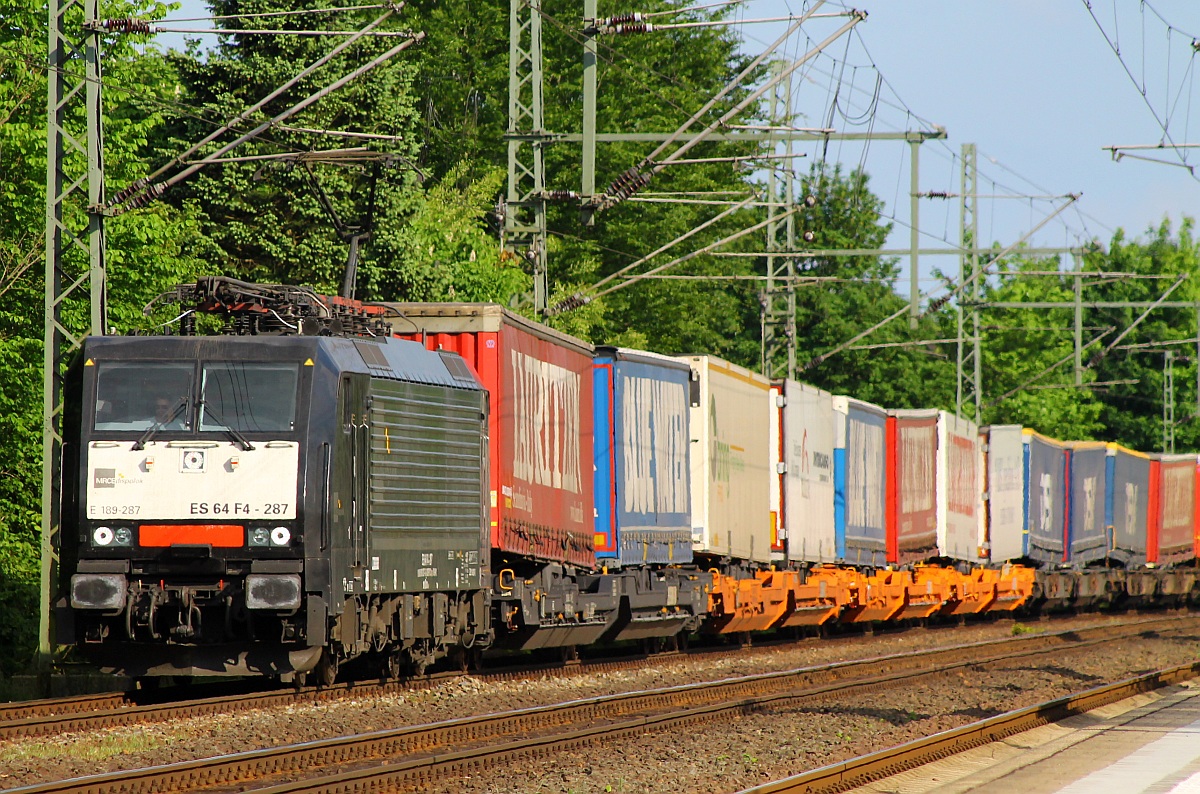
9, 615, 1197, 794
0, 691, 126, 723
0, 617, 982, 738
740, 660, 1200, 793
0, 652, 669, 741
0, 612, 1184, 741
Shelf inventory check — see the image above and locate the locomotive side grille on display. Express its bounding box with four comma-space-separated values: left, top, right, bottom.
366, 379, 486, 591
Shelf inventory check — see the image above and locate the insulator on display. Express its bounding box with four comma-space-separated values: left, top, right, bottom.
102, 18, 157, 34
614, 22, 652, 34
123, 182, 166, 210
544, 190, 579, 201
548, 292, 590, 315
926, 294, 951, 313
802, 230, 816, 243
602, 12, 643, 25
110, 178, 149, 206
804, 194, 817, 208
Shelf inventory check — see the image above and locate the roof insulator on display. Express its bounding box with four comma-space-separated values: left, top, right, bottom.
101, 18, 159, 34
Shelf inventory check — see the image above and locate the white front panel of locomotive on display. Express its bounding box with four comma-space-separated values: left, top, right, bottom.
85, 441, 299, 520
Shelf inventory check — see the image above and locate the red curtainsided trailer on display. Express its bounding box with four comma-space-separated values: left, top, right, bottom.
1149, 453, 1200, 567
383, 303, 596, 570
886, 409, 981, 566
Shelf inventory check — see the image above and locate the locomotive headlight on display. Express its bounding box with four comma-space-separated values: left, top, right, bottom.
270, 526, 291, 546
249, 527, 270, 547
112, 527, 133, 547
92, 526, 114, 546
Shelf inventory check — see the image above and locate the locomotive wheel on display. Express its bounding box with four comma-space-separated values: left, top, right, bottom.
382, 652, 402, 681
314, 649, 339, 688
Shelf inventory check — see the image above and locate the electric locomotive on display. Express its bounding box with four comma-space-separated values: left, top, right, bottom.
56, 279, 491, 682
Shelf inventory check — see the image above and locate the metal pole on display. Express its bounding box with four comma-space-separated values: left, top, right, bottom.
762, 62, 783, 378
42, 0, 108, 668
580, 0, 597, 224
783, 77, 797, 382
505, 0, 548, 312
909, 138, 919, 328
1164, 351, 1176, 453
955, 143, 979, 422
1074, 255, 1083, 387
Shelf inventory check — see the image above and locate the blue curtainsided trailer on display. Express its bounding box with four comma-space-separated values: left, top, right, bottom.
1065, 441, 1110, 565
1024, 430, 1068, 565
832, 395, 888, 568
1106, 443, 1152, 567
592, 347, 693, 566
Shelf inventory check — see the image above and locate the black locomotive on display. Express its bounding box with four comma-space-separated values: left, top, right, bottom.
57, 279, 492, 682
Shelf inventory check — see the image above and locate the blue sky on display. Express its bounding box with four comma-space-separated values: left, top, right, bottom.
155, 1, 1200, 288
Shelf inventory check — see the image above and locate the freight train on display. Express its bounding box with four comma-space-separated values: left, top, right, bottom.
55, 278, 1200, 683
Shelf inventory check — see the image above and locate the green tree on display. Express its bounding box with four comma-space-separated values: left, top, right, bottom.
1087, 219, 1200, 451
976, 255, 1105, 440
784, 164, 956, 410
0, 0, 209, 674
161, 1, 523, 303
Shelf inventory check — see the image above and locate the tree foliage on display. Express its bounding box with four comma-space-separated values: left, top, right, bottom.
3, 0, 1200, 679
0, 0, 212, 674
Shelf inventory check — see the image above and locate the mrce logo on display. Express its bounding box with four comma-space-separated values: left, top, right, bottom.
180, 450, 207, 473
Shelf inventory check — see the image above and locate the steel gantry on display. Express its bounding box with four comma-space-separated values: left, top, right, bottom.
41, 0, 108, 662
505, 0, 550, 311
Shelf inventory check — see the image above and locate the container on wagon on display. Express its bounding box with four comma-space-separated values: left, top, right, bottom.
772, 379, 836, 565
886, 409, 981, 565
1105, 443, 1151, 566
1149, 452, 1199, 566
680, 355, 772, 565
832, 396, 887, 568
1023, 430, 1068, 566
383, 303, 595, 569
1064, 441, 1109, 565
592, 347, 692, 567
979, 425, 1026, 562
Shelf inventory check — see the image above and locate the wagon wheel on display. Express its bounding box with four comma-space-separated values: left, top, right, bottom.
315, 648, 339, 688
381, 651, 402, 681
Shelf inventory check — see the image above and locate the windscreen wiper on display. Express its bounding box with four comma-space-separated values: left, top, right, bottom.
132, 397, 189, 451
199, 400, 256, 450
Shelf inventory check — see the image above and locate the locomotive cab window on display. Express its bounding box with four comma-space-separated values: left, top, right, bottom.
94, 362, 194, 431
199, 362, 300, 433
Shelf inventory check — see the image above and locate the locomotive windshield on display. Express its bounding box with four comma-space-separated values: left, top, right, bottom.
199, 362, 299, 433
94, 363, 194, 431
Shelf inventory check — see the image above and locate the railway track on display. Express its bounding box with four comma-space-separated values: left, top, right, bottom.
9, 614, 1197, 794
740, 660, 1200, 794
0, 611, 1151, 741
0, 651, 677, 741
